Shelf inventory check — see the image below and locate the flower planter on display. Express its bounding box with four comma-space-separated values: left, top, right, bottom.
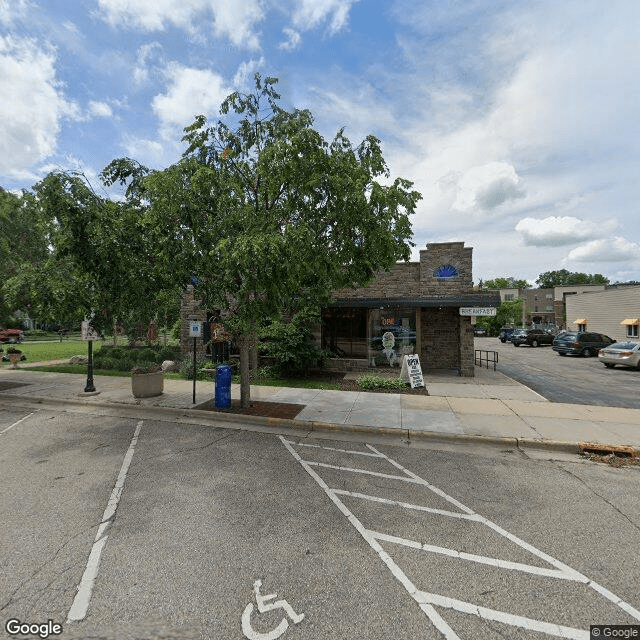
131, 371, 164, 398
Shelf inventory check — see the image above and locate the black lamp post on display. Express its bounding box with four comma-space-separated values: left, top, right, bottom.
84, 339, 95, 392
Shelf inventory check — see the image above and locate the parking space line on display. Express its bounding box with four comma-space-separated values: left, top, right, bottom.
66, 420, 143, 623
283, 439, 383, 457
370, 531, 577, 580
281, 436, 640, 638
416, 591, 588, 639
0, 411, 38, 435
332, 489, 480, 521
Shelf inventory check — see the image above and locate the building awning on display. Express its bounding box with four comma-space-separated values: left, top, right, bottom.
330, 292, 501, 309
620, 318, 640, 325
572, 318, 587, 324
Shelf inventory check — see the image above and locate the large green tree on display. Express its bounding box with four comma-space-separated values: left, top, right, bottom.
105, 74, 421, 407
482, 276, 529, 290
536, 269, 609, 288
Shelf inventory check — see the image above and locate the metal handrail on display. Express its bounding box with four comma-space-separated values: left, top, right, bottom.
475, 349, 498, 371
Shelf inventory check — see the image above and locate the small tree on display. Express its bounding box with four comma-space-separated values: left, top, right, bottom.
107, 75, 421, 407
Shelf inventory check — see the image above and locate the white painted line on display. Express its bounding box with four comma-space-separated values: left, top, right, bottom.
282, 437, 640, 638
332, 489, 481, 521
415, 591, 589, 639
66, 420, 143, 622
0, 411, 38, 435
279, 436, 462, 639
370, 530, 578, 581
366, 445, 474, 515
284, 440, 383, 457
305, 461, 448, 486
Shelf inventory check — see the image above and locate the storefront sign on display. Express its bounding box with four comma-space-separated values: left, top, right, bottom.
459, 307, 497, 316
401, 354, 424, 388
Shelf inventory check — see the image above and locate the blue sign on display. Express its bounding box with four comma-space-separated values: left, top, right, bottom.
433, 264, 459, 279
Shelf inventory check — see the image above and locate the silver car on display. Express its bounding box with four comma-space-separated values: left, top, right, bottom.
597, 342, 640, 369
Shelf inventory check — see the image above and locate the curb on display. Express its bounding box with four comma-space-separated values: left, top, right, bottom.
0, 391, 621, 456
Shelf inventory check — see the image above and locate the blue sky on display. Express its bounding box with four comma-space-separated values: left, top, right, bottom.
2, 0, 639, 284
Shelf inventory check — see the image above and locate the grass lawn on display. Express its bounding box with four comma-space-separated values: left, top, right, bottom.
1, 340, 101, 365
12, 363, 340, 390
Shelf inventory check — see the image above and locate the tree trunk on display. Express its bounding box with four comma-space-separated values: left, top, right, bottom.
250, 343, 258, 370
239, 334, 252, 409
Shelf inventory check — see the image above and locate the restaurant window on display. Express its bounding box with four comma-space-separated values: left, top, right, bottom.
321, 308, 368, 358
368, 308, 417, 368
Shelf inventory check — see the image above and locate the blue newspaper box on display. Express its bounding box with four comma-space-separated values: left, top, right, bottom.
215, 364, 232, 408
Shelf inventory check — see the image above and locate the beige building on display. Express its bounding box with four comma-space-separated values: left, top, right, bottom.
564, 285, 640, 342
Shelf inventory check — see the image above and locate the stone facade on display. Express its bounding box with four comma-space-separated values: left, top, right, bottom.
330, 242, 488, 377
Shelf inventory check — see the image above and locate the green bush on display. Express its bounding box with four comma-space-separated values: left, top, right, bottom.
356, 374, 407, 390
171, 318, 181, 340
139, 348, 157, 362
97, 356, 117, 371
179, 358, 212, 380
159, 345, 179, 361
258, 311, 328, 376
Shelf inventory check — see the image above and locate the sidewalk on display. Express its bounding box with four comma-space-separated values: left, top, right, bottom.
1, 364, 639, 455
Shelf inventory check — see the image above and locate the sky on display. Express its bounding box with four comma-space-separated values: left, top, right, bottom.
2, 0, 639, 285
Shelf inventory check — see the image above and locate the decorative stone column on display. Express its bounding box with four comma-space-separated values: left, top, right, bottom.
180, 285, 207, 360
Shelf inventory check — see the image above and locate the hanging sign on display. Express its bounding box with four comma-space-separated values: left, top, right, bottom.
459, 307, 497, 316
401, 354, 424, 389
81, 320, 99, 341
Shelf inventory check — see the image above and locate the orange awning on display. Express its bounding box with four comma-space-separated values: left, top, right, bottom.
572, 318, 587, 324
620, 318, 639, 325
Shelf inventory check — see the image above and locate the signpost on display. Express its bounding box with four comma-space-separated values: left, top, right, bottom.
401, 354, 424, 389
189, 321, 203, 403
81, 320, 99, 392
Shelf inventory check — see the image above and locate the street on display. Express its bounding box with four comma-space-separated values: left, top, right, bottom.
477, 337, 640, 409
2, 402, 639, 639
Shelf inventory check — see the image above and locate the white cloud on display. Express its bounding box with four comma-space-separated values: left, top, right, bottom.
210, 0, 264, 50
133, 41, 163, 84
88, 100, 113, 118
0, 0, 30, 26
564, 237, 640, 264
152, 63, 231, 138
452, 162, 525, 212
291, 0, 359, 34
97, 0, 264, 49
233, 57, 265, 88
279, 27, 301, 50
0, 36, 78, 179
515, 216, 618, 247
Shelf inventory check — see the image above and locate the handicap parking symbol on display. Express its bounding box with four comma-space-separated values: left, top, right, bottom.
241, 579, 305, 640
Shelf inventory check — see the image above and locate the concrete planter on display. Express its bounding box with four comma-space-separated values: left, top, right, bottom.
131, 371, 164, 398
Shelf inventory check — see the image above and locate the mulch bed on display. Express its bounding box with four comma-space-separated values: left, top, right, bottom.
194, 398, 306, 420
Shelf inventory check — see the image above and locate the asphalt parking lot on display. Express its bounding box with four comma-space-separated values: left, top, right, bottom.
477, 337, 640, 408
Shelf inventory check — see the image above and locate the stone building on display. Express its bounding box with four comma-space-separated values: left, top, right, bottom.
322, 242, 499, 376
180, 241, 499, 377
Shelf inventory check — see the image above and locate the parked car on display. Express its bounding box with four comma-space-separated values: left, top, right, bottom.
597, 342, 640, 369
499, 327, 515, 343
0, 328, 24, 343
511, 328, 554, 347
552, 331, 616, 357
473, 327, 487, 337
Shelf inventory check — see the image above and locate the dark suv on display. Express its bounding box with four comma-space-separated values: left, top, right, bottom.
499, 327, 515, 343
511, 328, 554, 347
552, 331, 616, 357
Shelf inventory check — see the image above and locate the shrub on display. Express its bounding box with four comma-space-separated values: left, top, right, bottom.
171, 318, 181, 340
258, 310, 328, 376
179, 358, 211, 380
356, 374, 407, 390
159, 345, 179, 361
139, 348, 157, 362
97, 357, 117, 371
